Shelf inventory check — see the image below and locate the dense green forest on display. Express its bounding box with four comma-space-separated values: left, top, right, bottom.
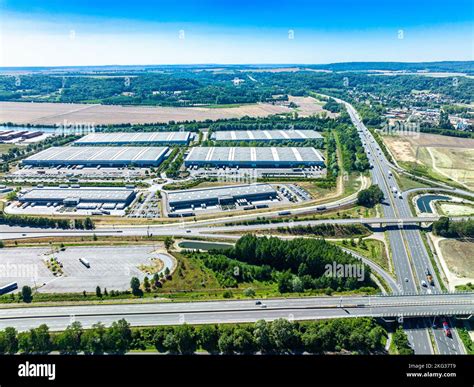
222, 235, 376, 292
1, 66, 472, 105
432, 217, 474, 238
334, 112, 370, 173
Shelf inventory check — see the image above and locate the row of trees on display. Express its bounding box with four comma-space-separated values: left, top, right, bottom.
432, 217, 474, 238
325, 130, 339, 180
0, 212, 94, 230
277, 223, 370, 238
164, 148, 185, 178
0, 320, 132, 355
100, 114, 328, 134
335, 115, 370, 173
3, 69, 473, 106
208, 117, 326, 132
0, 317, 387, 355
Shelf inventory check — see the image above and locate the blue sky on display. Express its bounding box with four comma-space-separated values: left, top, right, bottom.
1, 0, 473, 66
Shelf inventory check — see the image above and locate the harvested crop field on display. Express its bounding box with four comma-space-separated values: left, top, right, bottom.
0, 97, 328, 125
439, 239, 474, 279
427, 147, 474, 189
289, 96, 337, 118
0, 96, 330, 125
438, 202, 474, 216
383, 136, 418, 163
383, 133, 474, 189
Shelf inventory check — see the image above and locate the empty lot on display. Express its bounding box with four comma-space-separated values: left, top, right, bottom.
0, 245, 175, 293
383, 133, 474, 189
438, 239, 474, 280
0, 96, 330, 125
0, 101, 290, 125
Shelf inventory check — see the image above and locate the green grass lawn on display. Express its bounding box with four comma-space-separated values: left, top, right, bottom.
0, 143, 14, 156
394, 171, 431, 191
333, 238, 390, 273
399, 159, 466, 190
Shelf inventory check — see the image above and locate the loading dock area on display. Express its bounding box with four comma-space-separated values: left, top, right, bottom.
8, 186, 136, 216
165, 183, 280, 215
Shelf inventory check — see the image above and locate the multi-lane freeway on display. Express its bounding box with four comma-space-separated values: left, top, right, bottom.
0, 294, 472, 332
340, 98, 467, 355
0, 215, 468, 241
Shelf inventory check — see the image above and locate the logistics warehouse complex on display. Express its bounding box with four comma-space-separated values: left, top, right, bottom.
74, 131, 192, 146
185, 147, 325, 168
211, 129, 323, 143
167, 183, 277, 212
19, 187, 136, 209
22, 146, 169, 167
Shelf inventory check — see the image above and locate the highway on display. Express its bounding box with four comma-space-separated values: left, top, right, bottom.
1, 216, 468, 241
340, 99, 466, 355
0, 294, 472, 332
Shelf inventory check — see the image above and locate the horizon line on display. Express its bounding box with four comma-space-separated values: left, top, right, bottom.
1, 60, 473, 70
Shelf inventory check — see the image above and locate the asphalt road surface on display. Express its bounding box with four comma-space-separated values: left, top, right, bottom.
341, 99, 467, 354
0, 294, 472, 334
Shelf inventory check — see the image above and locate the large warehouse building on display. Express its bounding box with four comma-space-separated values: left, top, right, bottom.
74, 131, 191, 146
167, 183, 277, 211
185, 147, 325, 168
211, 130, 322, 143
23, 146, 169, 167
19, 187, 136, 209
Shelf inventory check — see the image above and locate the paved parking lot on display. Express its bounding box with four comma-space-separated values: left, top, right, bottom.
9, 166, 149, 182
189, 166, 326, 180
0, 245, 175, 293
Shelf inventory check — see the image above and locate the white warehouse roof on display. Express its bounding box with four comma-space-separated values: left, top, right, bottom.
75, 131, 191, 145
22, 146, 169, 167
185, 147, 324, 166
20, 187, 135, 203
168, 184, 276, 205
212, 130, 322, 142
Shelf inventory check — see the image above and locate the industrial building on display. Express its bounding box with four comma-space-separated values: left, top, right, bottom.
211, 130, 323, 143
185, 147, 325, 168
19, 186, 136, 210
0, 130, 43, 142
167, 183, 277, 212
74, 131, 191, 146
22, 146, 169, 167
